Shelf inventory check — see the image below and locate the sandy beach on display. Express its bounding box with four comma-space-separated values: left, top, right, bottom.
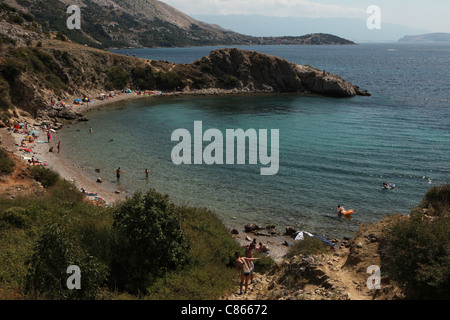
1, 91, 156, 205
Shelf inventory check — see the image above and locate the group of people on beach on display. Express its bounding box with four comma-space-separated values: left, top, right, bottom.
235, 238, 270, 295
9, 120, 61, 166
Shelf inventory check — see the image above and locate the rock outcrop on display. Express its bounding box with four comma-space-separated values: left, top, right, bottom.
189, 48, 370, 97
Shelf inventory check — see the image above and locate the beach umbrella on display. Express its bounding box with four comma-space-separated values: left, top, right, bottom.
291, 231, 313, 241
74, 99, 82, 102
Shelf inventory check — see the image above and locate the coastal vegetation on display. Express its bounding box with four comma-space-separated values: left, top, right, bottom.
382, 184, 450, 299
287, 237, 328, 258
1, 146, 449, 300
0, 147, 15, 175
1, 156, 269, 299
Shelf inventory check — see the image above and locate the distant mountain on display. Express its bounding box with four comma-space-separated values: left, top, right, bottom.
398, 33, 450, 43
3, 0, 356, 48
192, 14, 432, 43
4, 0, 256, 48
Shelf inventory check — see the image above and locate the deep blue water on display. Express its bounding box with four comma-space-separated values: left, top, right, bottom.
60, 44, 450, 238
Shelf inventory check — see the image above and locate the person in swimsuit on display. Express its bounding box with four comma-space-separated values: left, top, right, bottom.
245, 242, 256, 284
257, 242, 270, 253
337, 205, 345, 217
235, 252, 260, 295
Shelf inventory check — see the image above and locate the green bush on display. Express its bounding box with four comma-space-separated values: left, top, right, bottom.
0, 161, 244, 299
55, 30, 67, 42
28, 166, 59, 188
0, 148, 15, 175
287, 236, 328, 258
419, 184, 450, 216
0, 59, 26, 83
383, 211, 450, 299
110, 189, 190, 294
0, 207, 30, 229
219, 74, 239, 88
107, 66, 129, 90
155, 71, 186, 91
253, 253, 275, 274
25, 223, 109, 299
146, 205, 242, 299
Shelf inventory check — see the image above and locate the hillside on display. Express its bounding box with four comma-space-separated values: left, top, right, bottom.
0, 3, 369, 126
3, 0, 355, 48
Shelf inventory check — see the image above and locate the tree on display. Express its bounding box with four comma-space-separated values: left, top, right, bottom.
25, 223, 108, 299
110, 189, 190, 293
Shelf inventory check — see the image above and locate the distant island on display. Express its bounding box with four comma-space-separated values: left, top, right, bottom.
398, 33, 450, 43
255, 33, 355, 45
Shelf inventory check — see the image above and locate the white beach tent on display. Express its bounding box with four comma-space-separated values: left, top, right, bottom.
291, 231, 314, 241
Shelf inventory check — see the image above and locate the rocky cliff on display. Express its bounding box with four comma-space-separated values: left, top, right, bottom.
188, 48, 370, 97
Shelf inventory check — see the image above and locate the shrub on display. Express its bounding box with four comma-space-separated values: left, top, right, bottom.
55, 31, 67, 42
0, 59, 26, 83
382, 211, 450, 299
131, 66, 156, 89
253, 253, 275, 274
28, 166, 59, 188
0, 148, 15, 175
25, 223, 109, 299
155, 71, 186, 91
110, 189, 190, 294
107, 66, 128, 90
0, 207, 30, 229
219, 74, 239, 88
287, 236, 328, 258
419, 183, 450, 216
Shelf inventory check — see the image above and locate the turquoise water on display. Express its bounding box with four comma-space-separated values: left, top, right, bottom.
60, 44, 450, 238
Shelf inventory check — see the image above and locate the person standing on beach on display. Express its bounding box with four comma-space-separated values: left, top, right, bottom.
235, 252, 260, 295
57, 141, 60, 153
116, 167, 121, 180
245, 242, 256, 284
145, 168, 149, 179
47, 131, 51, 143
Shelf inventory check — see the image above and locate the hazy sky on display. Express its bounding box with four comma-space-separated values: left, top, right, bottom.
162, 0, 450, 32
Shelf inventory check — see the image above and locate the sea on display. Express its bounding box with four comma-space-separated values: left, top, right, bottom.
59, 43, 450, 238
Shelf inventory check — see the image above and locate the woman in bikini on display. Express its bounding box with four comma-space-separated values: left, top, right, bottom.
235, 252, 260, 295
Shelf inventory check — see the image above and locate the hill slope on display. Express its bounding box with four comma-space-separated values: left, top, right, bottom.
4, 0, 355, 48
